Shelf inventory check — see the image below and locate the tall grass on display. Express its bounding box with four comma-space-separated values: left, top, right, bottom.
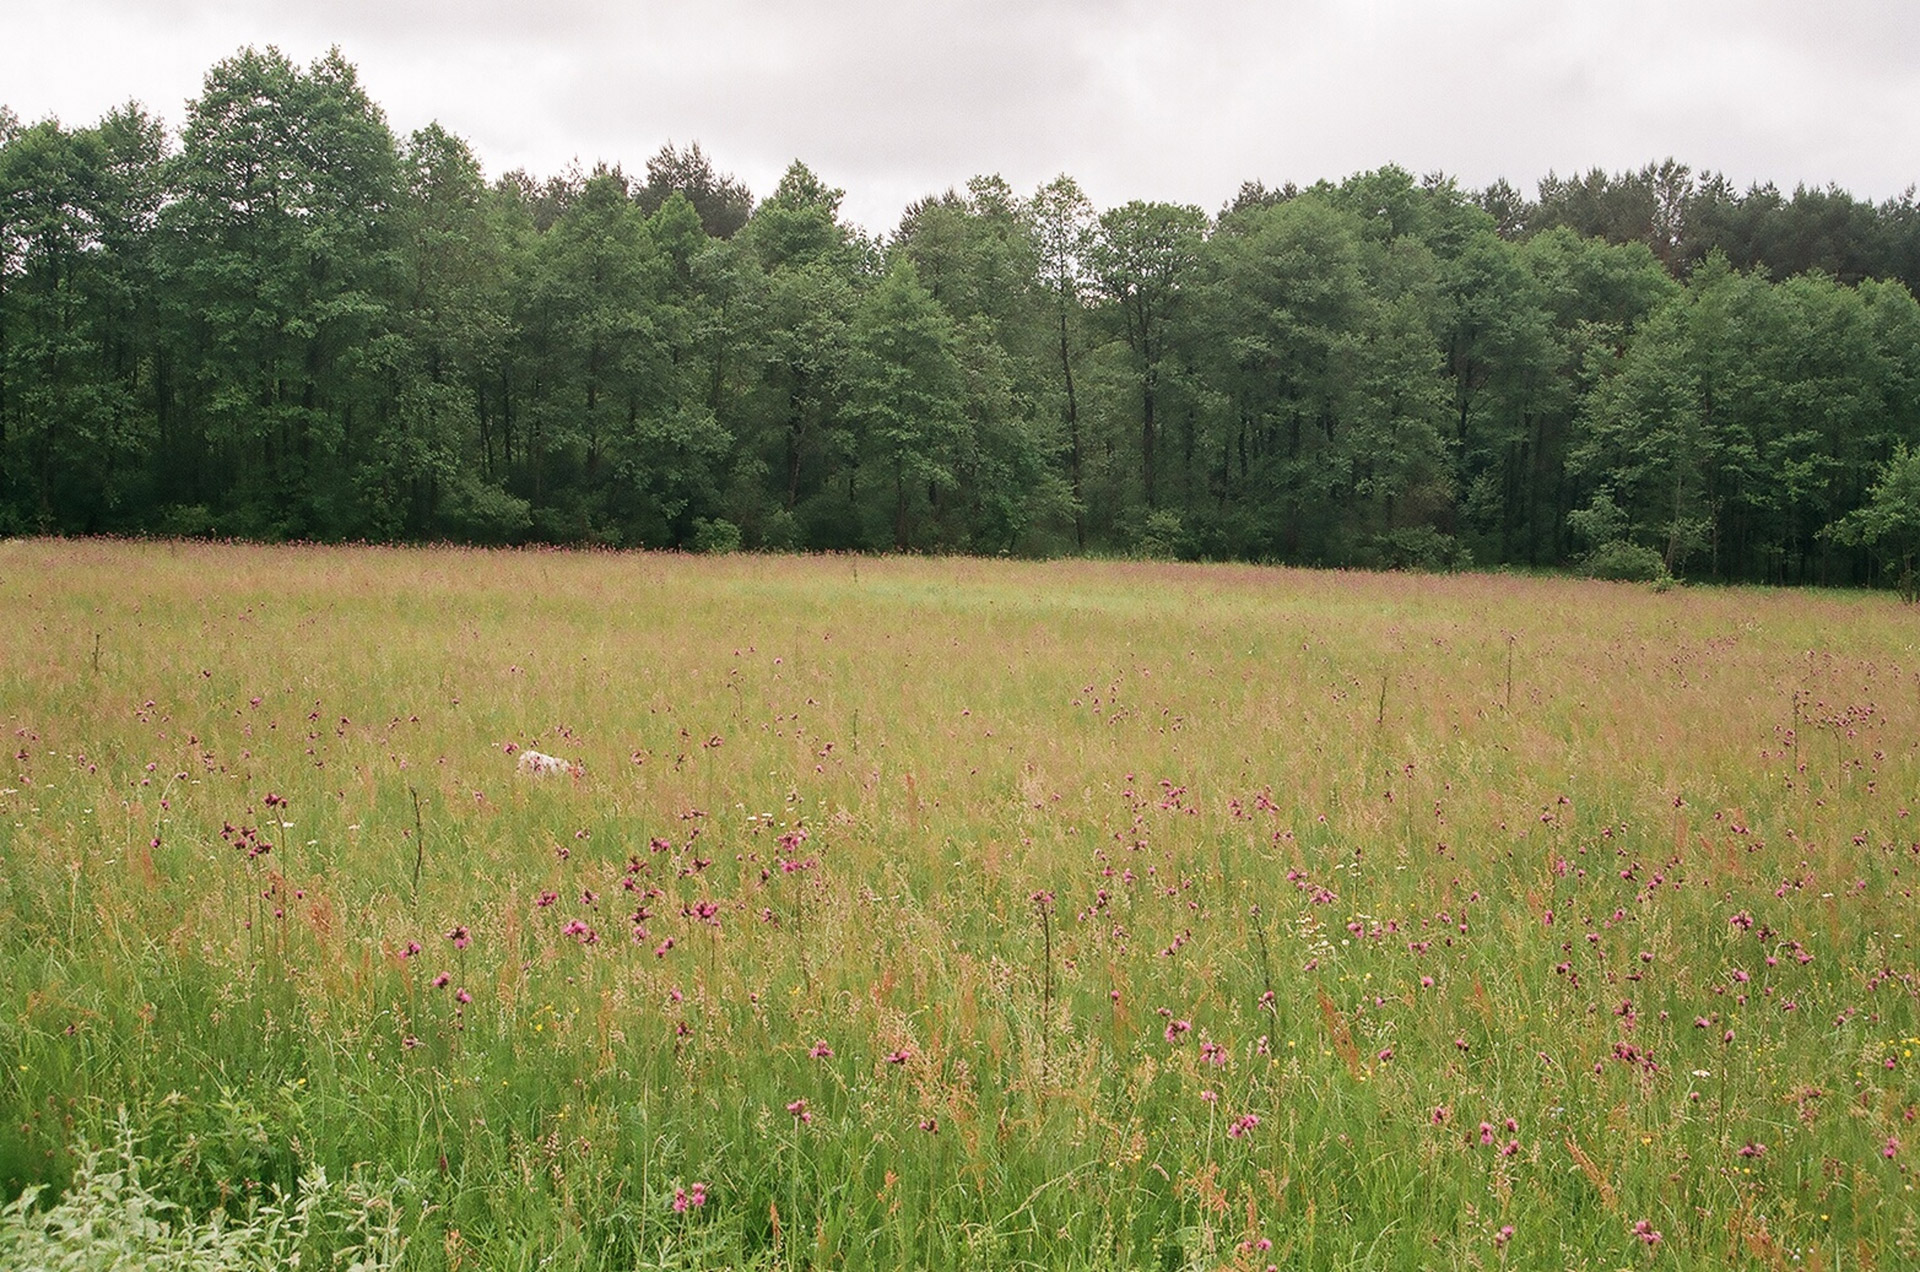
2, 539, 1915, 1269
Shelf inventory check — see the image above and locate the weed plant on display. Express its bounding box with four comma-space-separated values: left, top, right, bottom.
1, 540, 1916, 1269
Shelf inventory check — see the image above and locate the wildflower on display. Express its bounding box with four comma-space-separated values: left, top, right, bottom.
1432, 1106, 1449, 1125
1738, 1142, 1766, 1159
431, 972, 451, 989
402, 941, 422, 958
1165, 1019, 1192, 1043
1630, 1219, 1661, 1247
1377, 1047, 1394, 1062
1228, 1113, 1260, 1138
1886, 1136, 1902, 1159
1480, 1122, 1496, 1145
1200, 1089, 1218, 1104
886, 1047, 912, 1065
809, 1041, 834, 1059
1201, 1040, 1228, 1066
787, 1098, 811, 1124
402, 1035, 419, 1049
919, 1117, 938, 1134
447, 925, 471, 949
1494, 1225, 1514, 1249
1502, 1139, 1520, 1157
455, 988, 472, 1004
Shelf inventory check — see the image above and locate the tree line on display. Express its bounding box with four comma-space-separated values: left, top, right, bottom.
5, 46, 1920, 588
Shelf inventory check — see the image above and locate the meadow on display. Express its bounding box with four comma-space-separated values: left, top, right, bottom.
0, 538, 1915, 1271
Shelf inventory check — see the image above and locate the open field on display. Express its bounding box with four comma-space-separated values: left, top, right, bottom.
1, 539, 1916, 1270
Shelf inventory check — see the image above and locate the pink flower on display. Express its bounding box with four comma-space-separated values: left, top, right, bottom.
1228, 1113, 1260, 1138
1886, 1135, 1902, 1159
1432, 1106, 1449, 1125
1494, 1225, 1514, 1249
1200, 1089, 1219, 1104
447, 925, 471, 949
1165, 1019, 1192, 1043
809, 1041, 834, 1059
1480, 1122, 1496, 1145
787, 1098, 811, 1124
455, 988, 472, 1004
430, 972, 451, 989
919, 1117, 938, 1133
1631, 1219, 1662, 1247
1201, 1041, 1227, 1066
886, 1047, 912, 1065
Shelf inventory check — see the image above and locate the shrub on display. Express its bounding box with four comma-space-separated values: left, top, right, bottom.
1372, 527, 1472, 572
688, 517, 743, 554
1581, 539, 1671, 583
0, 1116, 408, 1272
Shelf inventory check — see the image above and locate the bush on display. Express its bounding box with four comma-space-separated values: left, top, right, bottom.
688, 517, 743, 554
0, 1115, 409, 1271
1581, 539, 1671, 584
1131, 509, 1192, 561
1372, 527, 1472, 572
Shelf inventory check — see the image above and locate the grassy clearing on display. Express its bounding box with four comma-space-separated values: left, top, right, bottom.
1, 539, 1916, 1270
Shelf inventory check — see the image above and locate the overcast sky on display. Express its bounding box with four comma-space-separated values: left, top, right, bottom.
5, 0, 1916, 235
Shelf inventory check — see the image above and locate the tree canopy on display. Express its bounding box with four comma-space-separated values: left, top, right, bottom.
5, 49, 1920, 591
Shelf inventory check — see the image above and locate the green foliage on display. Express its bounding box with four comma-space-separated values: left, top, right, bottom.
0, 1115, 408, 1271
6, 48, 1920, 588
1580, 538, 1672, 583
1824, 444, 1920, 600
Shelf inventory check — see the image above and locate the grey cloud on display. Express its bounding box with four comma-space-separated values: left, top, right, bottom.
4, 0, 1916, 235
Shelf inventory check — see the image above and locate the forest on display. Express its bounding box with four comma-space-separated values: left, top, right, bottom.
5, 46, 1920, 588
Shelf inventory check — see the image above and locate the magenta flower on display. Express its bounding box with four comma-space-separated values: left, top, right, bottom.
1165, 1019, 1192, 1043
1630, 1219, 1662, 1247
1494, 1225, 1514, 1249
787, 1098, 812, 1124
919, 1117, 938, 1134
447, 925, 471, 949
430, 972, 451, 989
885, 1047, 912, 1065
455, 988, 472, 1004
1227, 1112, 1260, 1139
1886, 1135, 1902, 1159
809, 1041, 834, 1059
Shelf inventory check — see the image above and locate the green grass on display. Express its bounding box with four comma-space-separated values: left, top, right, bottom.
2, 539, 1917, 1270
